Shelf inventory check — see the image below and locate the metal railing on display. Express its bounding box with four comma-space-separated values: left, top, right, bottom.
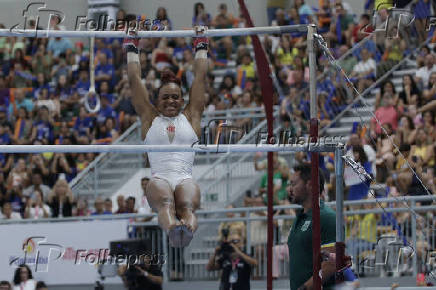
69, 121, 143, 199
131, 195, 435, 281
1, 196, 434, 282
196, 106, 280, 207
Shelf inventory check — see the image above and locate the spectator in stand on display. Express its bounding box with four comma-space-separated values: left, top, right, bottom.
47, 179, 74, 218
9, 62, 33, 89
95, 39, 113, 63
9, 88, 33, 118
151, 39, 173, 72
74, 69, 90, 98
95, 53, 115, 91
75, 153, 89, 173
211, 4, 235, 60
375, 81, 399, 111
54, 121, 71, 145
409, 128, 434, 168
11, 107, 33, 145
156, 7, 173, 30
125, 196, 137, 214
12, 264, 36, 290
352, 14, 373, 44
275, 36, 297, 69
237, 53, 255, 89
35, 282, 47, 290
399, 75, 421, 108
113, 83, 136, 133
414, 0, 432, 43
394, 116, 417, 147
267, 0, 287, 25
172, 37, 191, 64
258, 152, 289, 205
192, 2, 212, 27
96, 95, 117, 124
346, 146, 372, 200
7, 158, 29, 189
0, 121, 11, 151
47, 35, 73, 58
423, 72, 436, 102
23, 171, 50, 200
0, 173, 7, 208
415, 53, 436, 90
115, 195, 126, 214
104, 198, 113, 214
99, 81, 114, 105
370, 93, 399, 138
295, 0, 314, 23
271, 8, 290, 26
31, 106, 54, 144
93, 117, 118, 144
23, 189, 51, 219
0, 281, 11, 290
7, 185, 25, 214
50, 151, 76, 183
31, 45, 53, 80
34, 88, 59, 119
0, 74, 10, 108
350, 48, 376, 92
73, 106, 94, 145
375, 124, 396, 182
0, 202, 22, 220
92, 197, 110, 215
73, 197, 90, 216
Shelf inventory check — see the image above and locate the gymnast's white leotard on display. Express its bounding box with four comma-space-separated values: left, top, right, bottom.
144, 113, 198, 191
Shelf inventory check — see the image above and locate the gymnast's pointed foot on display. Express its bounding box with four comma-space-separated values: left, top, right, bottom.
168, 220, 194, 248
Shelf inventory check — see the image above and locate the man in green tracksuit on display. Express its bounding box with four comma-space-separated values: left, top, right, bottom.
287, 164, 337, 290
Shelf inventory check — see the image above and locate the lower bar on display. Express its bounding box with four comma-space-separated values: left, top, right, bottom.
0, 144, 339, 153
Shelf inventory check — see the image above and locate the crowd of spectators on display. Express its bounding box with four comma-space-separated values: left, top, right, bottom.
0, 1, 435, 282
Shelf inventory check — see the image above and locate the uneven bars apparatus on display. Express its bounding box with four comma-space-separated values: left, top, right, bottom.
0, 25, 309, 38
307, 24, 323, 290
0, 23, 347, 287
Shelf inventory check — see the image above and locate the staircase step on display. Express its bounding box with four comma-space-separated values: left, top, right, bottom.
351, 106, 374, 113
185, 259, 210, 266
73, 188, 114, 197
325, 126, 353, 136
393, 69, 417, 77
339, 116, 372, 125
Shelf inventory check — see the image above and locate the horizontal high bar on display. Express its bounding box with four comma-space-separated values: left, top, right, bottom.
0, 144, 340, 153
0, 25, 309, 38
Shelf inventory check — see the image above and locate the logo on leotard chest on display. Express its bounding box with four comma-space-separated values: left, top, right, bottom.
166, 122, 175, 143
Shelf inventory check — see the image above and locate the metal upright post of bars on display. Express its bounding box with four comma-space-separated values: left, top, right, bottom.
307, 24, 321, 290
411, 200, 417, 277
335, 146, 346, 283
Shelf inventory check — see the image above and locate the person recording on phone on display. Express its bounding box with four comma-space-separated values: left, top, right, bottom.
117, 254, 163, 290
206, 230, 257, 290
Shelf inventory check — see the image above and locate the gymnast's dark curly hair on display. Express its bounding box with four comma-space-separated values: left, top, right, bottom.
159, 70, 181, 91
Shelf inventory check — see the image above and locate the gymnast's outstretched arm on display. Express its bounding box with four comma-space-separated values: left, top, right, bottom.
124, 37, 158, 135
184, 27, 209, 137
